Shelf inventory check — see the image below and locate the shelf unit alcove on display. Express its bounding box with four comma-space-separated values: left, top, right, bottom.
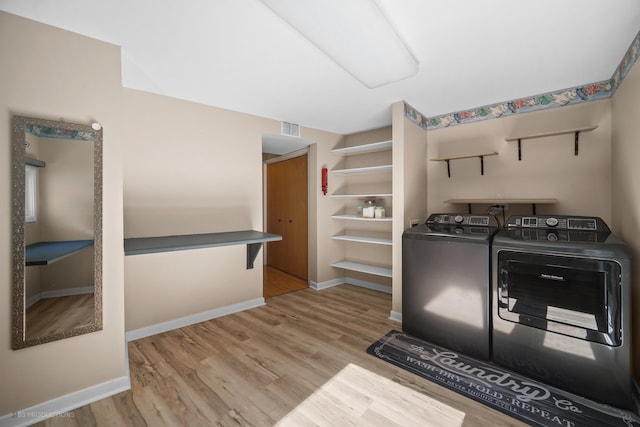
330, 139, 393, 279
430, 152, 498, 177
505, 126, 597, 160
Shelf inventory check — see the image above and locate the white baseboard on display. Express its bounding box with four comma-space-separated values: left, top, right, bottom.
345, 277, 392, 294
389, 310, 402, 323
310, 277, 393, 295
309, 277, 345, 291
25, 286, 94, 309
0, 375, 130, 427
125, 297, 266, 342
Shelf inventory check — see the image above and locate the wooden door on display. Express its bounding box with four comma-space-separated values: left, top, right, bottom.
266, 155, 308, 280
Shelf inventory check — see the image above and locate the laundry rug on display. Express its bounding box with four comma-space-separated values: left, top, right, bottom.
367, 330, 640, 427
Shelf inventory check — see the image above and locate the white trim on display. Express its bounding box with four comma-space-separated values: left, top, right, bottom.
25, 287, 94, 309
0, 376, 130, 427
310, 277, 392, 295
125, 297, 266, 342
41, 286, 94, 299
309, 277, 345, 291
263, 147, 309, 165
389, 310, 402, 323
345, 277, 392, 294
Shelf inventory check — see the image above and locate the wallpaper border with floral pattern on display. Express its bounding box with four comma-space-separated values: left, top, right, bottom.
404, 29, 640, 131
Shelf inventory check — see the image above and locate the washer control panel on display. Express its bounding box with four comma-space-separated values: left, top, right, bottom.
427, 213, 498, 227
505, 215, 608, 232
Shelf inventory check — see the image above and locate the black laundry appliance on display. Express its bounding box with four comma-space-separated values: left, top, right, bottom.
492, 215, 633, 409
403, 213, 499, 360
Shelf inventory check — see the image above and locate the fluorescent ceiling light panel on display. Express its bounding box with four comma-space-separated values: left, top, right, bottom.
260, 0, 418, 88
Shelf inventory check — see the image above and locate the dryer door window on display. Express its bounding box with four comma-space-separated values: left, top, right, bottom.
497, 251, 621, 346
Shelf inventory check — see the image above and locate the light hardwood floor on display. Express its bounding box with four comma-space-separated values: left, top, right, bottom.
263, 265, 308, 298
36, 285, 526, 426
26, 294, 94, 340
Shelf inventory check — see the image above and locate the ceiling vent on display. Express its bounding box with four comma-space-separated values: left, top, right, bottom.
281, 121, 300, 138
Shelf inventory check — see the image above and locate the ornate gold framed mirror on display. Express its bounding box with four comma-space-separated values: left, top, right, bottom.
11, 114, 103, 349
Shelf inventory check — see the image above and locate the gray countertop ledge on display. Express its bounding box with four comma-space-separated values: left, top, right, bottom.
124, 230, 282, 269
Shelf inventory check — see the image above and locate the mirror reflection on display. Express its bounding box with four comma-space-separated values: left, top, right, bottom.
12, 115, 103, 349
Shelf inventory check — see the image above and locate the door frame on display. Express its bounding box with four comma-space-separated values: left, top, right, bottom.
263, 147, 310, 276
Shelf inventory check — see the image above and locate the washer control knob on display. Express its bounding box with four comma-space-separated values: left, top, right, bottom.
454, 215, 464, 224
546, 217, 559, 227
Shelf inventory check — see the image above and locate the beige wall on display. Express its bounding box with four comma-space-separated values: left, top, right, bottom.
426, 100, 612, 223
301, 128, 347, 285
611, 59, 640, 380
121, 89, 347, 330
122, 88, 280, 331
0, 11, 126, 415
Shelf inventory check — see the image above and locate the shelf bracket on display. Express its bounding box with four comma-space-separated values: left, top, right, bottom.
479, 155, 485, 175
517, 138, 522, 161
446, 159, 451, 178
574, 131, 580, 156
246, 243, 263, 269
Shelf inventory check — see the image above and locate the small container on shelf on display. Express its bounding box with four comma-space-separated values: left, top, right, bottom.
362, 199, 376, 218
363, 206, 375, 218
356, 205, 364, 217
374, 206, 385, 219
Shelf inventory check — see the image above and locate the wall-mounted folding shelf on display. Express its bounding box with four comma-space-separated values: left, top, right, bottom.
25, 156, 46, 167
26, 240, 93, 266
444, 198, 558, 214
505, 126, 597, 160
331, 140, 392, 156
430, 152, 498, 177
124, 230, 282, 269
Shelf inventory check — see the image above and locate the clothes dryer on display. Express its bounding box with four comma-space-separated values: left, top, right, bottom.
492, 215, 632, 409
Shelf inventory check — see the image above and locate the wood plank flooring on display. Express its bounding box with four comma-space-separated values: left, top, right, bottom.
26, 294, 94, 340
36, 285, 526, 426
263, 265, 308, 298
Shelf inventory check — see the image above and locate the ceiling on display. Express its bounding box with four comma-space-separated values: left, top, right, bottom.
2, 0, 640, 136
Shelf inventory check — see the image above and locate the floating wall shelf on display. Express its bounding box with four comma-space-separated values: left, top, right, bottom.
331, 140, 392, 156
124, 230, 282, 269
505, 126, 597, 160
25, 156, 45, 167
430, 152, 498, 178
26, 240, 93, 266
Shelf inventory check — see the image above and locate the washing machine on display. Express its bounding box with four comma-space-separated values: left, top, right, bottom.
402, 213, 499, 360
492, 215, 633, 409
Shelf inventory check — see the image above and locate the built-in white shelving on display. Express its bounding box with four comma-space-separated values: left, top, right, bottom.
331, 165, 392, 174
331, 140, 392, 156
331, 193, 392, 199
331, 214, 392, 222
330, 261, 392, 278
331, 234, 392, 246
330, 138, 393, 282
